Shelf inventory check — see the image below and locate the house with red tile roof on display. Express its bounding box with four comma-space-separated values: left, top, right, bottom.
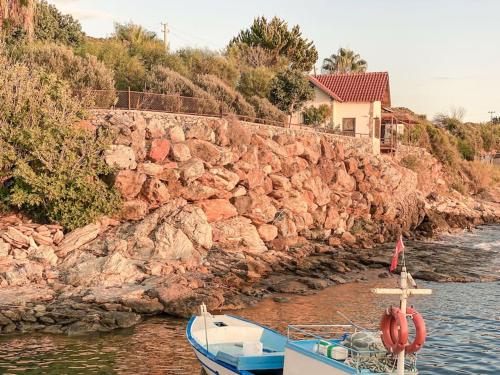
292, 71, 391, 154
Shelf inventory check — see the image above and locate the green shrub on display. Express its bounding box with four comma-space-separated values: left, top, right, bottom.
195, 74, 256, 117
0, 55, 121, 230
147, 66, 220, 114
247, 96, 286, 123
424, 124, 460, 169
18, 42, 116, 107
80, 38, 147, 90
401, 154, 421, 171
237, 66, 274, 98
457, 139, 475, 161
35, 0, 85, 47
269, 68, 314, 118
177, 48, 240, 87
302, 104, 332, 126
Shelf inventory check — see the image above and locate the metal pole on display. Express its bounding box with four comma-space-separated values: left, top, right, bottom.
127, 87, 131, 110
397, 266, 408, 375
162, 22, 169, 52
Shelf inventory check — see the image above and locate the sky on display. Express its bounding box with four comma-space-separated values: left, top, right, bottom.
48, 0, 500, 122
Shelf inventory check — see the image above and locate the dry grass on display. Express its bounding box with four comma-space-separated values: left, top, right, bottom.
461, 161, 500, 194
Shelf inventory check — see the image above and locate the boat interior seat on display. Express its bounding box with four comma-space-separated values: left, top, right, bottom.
215, 348, 285, 371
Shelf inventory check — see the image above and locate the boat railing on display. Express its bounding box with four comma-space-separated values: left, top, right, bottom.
286, 324, 418, 374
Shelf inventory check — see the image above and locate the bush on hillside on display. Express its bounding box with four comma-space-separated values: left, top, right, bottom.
16, 42, 116, 106
401, 154, 421, 171
269, 68, 314, 117
226, 43, 288, 70
462, 161, 499, 194
35, 0, 85, 47
177, 48, 240, 88
112, 22, 168, 71
80, 38, 147, 90
424, 124, 461, 169
302, 104, 332, 126
247, 96, 286, 123
147, 66, 220, 115
238, 66, 274, 98
0, 55, 121, 230
195, 74, 256, 117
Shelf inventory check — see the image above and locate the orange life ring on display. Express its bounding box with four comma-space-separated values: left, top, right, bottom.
380, 306, 426, 354
380, 307, 408, 354
405, 306, 426, 353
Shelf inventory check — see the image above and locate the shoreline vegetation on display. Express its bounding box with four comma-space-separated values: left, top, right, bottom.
0, 1, 499, 336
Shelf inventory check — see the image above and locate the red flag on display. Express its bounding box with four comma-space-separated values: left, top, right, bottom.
390, 235, 405, 272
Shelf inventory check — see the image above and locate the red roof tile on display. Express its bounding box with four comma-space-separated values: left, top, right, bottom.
309, 72, 390, 105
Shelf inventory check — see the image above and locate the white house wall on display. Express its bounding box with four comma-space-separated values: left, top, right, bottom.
333, 101, 382, 137
291, 86, 334, 124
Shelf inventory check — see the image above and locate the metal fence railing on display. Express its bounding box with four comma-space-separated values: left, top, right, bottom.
76, 89, 287, 128
75, 89, 378, 141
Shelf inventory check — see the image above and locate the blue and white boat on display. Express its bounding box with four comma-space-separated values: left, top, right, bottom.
187, 267, 431, 375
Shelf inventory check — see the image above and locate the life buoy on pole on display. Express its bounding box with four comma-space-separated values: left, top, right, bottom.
380, 307, 408, 354
405, 306, 426, 353
380, 306, 426, 354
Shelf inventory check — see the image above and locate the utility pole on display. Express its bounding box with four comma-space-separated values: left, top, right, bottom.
161, 22, 169, 52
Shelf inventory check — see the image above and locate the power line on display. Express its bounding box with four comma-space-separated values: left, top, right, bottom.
168, 25, 221, 49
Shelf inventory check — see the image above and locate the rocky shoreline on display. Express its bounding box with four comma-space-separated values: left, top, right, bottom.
0, 111, 499, 335
0, 220, 498, 336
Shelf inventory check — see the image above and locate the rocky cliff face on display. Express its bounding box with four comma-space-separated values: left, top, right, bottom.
0, 111, 498, 335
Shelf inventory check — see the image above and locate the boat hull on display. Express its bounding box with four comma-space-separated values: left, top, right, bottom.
192, 346, 242, 375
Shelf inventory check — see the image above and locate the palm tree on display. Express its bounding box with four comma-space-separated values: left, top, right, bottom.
321, 48, 367, 74
113, 22, 157, 44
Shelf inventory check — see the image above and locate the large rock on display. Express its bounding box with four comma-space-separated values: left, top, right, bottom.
186, 139, 220, 163
324, 206, 341, 229
104, 145, 137, 169
185, 123, 215, 142
168, 205, 213, 249
169, 126, 185, 143
179, 158, 205, 183
334, 168, 356, 191
269, 174, 291, 191
154, 223, 196, 261
0, 240, 10, 257
57, 223, 101, 257
114, 170, 146, 199
62, 252, 146, 287
121, 200, 149, 221
273, 210, 297, 238
28, 245, 58, 267
196, 199, 238, 222
233, 192, 277, 224
257, 224, 278, 242
200, 168, 240, 191
141, 178, 170, 206
148, 139, 170, 163
137, 162, 165, 177
213, 216, 266, 253
171, 143, 191, 162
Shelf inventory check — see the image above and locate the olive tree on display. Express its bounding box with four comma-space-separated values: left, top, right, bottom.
269, 68, 314, 123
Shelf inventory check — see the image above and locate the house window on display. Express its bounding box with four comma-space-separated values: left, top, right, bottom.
342, 118, 356, 135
